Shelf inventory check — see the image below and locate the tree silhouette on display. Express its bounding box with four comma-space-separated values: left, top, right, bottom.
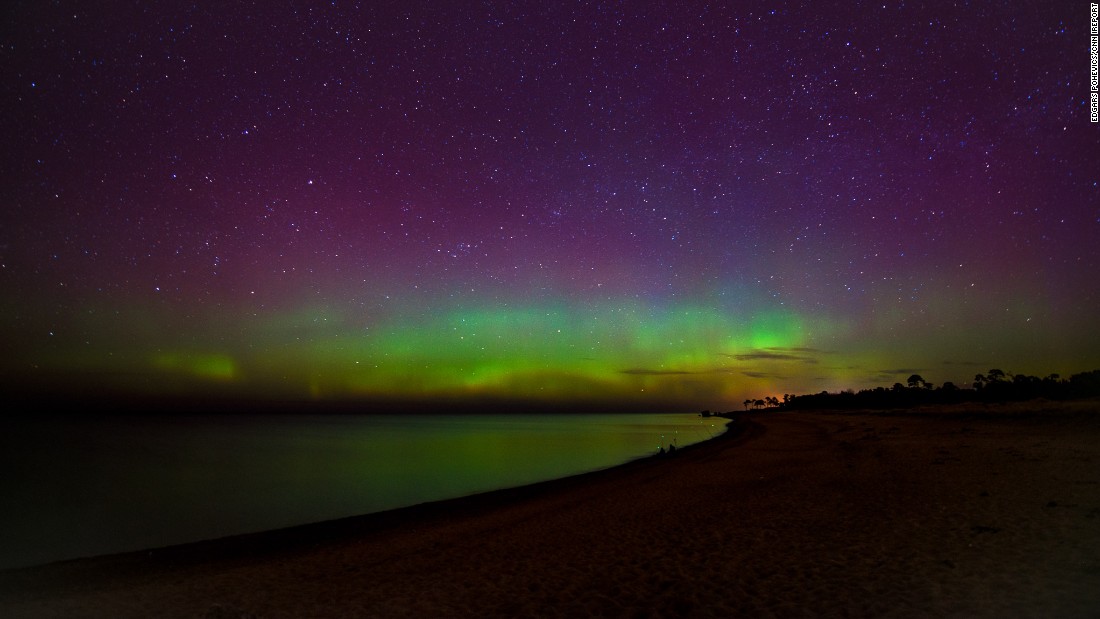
742, 367, 1100, 413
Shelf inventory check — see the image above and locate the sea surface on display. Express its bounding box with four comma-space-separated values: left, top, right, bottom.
0, 412, 726, 570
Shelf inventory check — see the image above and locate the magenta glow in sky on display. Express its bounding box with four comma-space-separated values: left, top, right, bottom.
2, 2, 1098, 411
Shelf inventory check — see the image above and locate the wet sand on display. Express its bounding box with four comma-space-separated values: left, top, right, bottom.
2, 400, 1099, 618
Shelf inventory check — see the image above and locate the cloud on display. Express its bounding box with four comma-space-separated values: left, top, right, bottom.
621, 366, 739, 376
620, 368, 699, 376
868, 368, 933, 385
877, 368, 925, 376
741, 371, 788, 379
726, 352, 801, 361
722, 347, 824, 364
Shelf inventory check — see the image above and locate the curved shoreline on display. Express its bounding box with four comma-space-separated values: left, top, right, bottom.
0, 411, 730, 573
0, 415, 749, 588
4, 405, 1099, 618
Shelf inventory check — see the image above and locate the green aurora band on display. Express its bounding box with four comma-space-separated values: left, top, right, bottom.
6, 287, 1097, 412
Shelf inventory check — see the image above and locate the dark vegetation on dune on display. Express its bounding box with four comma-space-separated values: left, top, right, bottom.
729, 368, 1100, 414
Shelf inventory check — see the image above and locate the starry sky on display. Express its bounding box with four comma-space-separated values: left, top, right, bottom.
2, 1, 1098, 412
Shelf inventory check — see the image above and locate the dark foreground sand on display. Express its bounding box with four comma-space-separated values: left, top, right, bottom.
2, 400, 1099, 618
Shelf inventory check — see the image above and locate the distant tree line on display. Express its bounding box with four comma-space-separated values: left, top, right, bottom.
737, 368, 1100, 412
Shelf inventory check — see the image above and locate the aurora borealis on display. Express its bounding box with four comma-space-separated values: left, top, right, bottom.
2, 2, 1098, 412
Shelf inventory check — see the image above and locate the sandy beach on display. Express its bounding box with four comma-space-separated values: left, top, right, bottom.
2, 400, 1099, 618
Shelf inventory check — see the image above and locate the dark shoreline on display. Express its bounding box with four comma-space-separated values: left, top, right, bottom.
0, 415, 749, 595
4, 405, 1099, 618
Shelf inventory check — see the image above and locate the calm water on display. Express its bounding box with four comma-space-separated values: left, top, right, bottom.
0, 412, 726, 570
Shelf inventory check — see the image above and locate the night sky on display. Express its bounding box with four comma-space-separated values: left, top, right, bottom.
2, 2, 1097, 412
